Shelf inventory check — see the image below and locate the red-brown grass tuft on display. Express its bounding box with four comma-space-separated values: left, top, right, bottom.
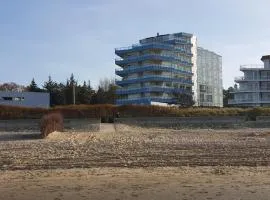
40, 112, 64, 138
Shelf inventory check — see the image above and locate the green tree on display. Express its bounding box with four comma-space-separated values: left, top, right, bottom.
64, 73, 78, 105
27, 78, 43, 92
43, 76, 64, 106
223, 87, 234, 107
91, 78, 117, 104
105, 83, 117, 104
174, 93, 195, 107
43, 76, 57, 92
77, 81, 94, 104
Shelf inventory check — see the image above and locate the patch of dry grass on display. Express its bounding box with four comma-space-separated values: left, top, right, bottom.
2, 104, 270, 120
40, 113, 64, 138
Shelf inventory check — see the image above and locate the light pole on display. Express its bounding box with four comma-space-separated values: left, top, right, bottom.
73, 84, 75, 105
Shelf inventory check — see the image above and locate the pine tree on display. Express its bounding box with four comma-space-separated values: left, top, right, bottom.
27, 78, 42, 92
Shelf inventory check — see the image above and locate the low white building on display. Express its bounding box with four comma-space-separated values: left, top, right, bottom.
0, 91, 49, 108
229, 55, 270, 107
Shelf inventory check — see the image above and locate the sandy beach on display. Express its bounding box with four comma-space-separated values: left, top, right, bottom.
1, 124, 270, 199
1, 167, 270, 200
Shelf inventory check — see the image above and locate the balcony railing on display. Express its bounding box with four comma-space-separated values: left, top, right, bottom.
115, 65, 193, 77
228, 99, 256, 104
228, 99, 270, 104
240, 64, 264, 71
232, 88, 270, 93
116, 86, 191, 95
234, 76, 245, 82
116, 97, 177, 105
115, 41, 193, 55
116, 76, 193, 85
115, 43, 172, 52
234, 76, 270, 82
115, 54, 193, 67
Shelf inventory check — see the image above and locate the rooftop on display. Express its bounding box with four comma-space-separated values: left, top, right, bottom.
261, 55, 270, 61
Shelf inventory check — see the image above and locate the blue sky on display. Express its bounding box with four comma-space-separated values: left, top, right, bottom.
0, 0, 269, 89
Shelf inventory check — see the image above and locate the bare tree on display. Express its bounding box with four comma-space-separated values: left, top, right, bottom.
0, 82, 26, 92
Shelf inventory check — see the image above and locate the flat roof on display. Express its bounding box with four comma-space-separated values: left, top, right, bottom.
261, 55, 270, 61
141, 32, 193, 41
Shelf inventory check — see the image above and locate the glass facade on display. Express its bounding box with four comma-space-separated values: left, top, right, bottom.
197, 47, 223, 107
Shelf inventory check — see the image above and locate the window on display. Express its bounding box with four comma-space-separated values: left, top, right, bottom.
1, 96, 25, 101
2, 97, 13, 101
14, 97, 24, 101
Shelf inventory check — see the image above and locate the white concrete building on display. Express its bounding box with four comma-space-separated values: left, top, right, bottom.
229, 55, 270, 107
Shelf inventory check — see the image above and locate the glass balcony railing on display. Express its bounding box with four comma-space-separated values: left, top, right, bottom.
116, 97, 177, 105
115, 43, 172, 53
234, 76, 270, 82
116, 86, 191, 95
232, 88, 270, 92
116, 76, 193, 86
228, 99, 270, 104
115, 65, 193, 77
115, 54, 192, 67
115, 42, 193, 56
240, 65, 264, 71
228, 99, 256, 104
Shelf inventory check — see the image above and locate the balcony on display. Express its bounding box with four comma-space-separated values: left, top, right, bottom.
231, 88, 270, 93
115, 44, 193, 58
116, 97, 177, 105
115, 43, 172, 56
234, 76, 270, 82
234, 77, 245, 82
116, 76, 193, 86
166, 39, 193, 46
115, 54, 193, 67
240, 64, 264, 71
230, 88, 258, 93
116, 86, 191, 95
115, 65, 193, 77
228, 99, 270, 105
228, 99, 257, 104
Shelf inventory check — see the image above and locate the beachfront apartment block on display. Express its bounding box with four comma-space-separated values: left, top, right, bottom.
197, 47, 223, 107
229, 55, 270, 107
115, 32, 223, 107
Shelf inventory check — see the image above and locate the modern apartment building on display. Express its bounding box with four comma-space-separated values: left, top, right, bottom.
115, 32, 197, 105
229, 55, 270, 107
197, 47, 223, 107
115, 32, 223, 106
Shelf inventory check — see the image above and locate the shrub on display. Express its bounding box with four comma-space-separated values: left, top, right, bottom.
245, 108, 262, 121
2, 104, 270, 120
40, 112, 64, 138
0, 105, 47, 120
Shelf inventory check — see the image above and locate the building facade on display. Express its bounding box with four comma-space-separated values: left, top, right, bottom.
0, 91, 50, 108
115, 32, 197, 105
229, 55, 270, 107
197, 47, 223, 107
